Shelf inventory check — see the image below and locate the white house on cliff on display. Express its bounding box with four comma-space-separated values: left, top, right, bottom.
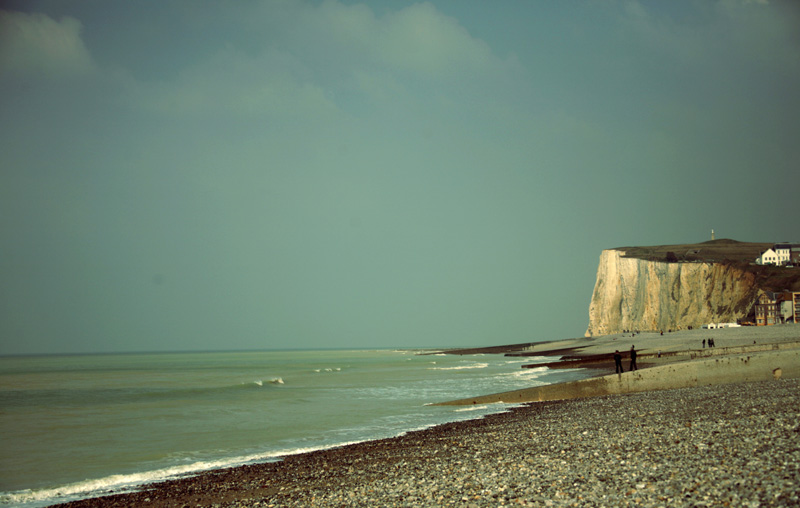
756, 243, 800, 266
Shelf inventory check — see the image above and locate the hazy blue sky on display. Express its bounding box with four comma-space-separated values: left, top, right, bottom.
1, 1, 798, 354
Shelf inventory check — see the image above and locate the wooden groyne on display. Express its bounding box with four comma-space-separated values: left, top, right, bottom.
520, 340, 800, 370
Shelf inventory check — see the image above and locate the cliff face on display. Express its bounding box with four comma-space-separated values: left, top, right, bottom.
585, 249, 760, 336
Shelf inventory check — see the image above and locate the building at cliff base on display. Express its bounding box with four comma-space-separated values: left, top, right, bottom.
755, 291, 800, 326
701, 323, 741, 329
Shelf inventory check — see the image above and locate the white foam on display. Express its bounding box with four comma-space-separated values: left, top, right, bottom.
453, 405, 489, 412
512, 366, 547, 374
507, 356, 548, 364
428, 362, 489, 371
0, 442, 366, 508
501, 367, 549, 382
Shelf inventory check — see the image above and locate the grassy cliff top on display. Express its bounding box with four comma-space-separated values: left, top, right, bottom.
616, 239, 772, 263
615, 239, 800, 291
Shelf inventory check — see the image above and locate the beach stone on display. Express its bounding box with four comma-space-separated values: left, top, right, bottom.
55, 378, 800, 508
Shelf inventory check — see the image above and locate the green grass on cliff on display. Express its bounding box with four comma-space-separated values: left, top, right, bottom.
617, 239, 772, 262
617, 239, 800, 291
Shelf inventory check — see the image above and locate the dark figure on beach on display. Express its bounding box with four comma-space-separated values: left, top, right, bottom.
614, 350, 624, 374
710, 338, 715, 348
703, 339, 706, 348
629, 345, 637, 371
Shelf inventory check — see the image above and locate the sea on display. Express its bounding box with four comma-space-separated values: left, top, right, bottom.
0, 348, 595, 507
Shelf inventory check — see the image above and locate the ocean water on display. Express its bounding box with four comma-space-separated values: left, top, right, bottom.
0, 349, 592, 507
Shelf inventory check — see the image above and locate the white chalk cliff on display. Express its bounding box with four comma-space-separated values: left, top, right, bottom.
585, 249, 760, 336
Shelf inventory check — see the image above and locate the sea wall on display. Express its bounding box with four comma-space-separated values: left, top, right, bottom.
585, 250, 760, 337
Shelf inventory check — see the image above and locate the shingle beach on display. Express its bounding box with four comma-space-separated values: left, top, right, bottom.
59, 325, 800, 508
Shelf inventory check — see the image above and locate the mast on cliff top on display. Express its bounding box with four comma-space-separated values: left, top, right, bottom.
711, 229, 715, 241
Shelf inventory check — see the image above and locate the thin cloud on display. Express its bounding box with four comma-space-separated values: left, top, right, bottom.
126, 1, 517, 119
373, 2, 496, 76
132, 46, 339, 118
284, 0, 506, 77
0, 10, 95, 77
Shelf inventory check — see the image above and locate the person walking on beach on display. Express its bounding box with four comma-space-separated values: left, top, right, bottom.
614, 350, 624, 374
629, 345, 637, 371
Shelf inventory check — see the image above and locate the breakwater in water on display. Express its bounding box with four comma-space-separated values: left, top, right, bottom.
436, 349, 799, 405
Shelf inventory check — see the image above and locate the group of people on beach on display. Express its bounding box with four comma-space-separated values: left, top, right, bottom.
703, 338, 716, 348
613, 345, 637, 374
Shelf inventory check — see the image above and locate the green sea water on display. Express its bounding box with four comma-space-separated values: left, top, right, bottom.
0, 349, 593, 507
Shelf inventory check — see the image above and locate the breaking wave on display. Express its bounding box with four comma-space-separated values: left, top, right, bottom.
428, 362, 489, 371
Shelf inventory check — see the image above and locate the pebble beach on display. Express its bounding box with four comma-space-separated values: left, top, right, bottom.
59, 377, 800, 508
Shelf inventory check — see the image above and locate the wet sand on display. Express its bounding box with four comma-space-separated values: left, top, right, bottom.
437, 324, 800, 405
519, 322, 800, 358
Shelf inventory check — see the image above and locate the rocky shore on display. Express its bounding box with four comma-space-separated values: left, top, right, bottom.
60, 378, 800, 508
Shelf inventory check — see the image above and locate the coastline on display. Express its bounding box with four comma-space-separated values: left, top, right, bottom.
436, 348, 799, 405
2, 350, 566, 507
433, 323, 800, 405
54, 324, 800, 507
59, 378, 800, 507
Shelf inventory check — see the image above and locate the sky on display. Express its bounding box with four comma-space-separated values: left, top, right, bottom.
1, 0, 799, 355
